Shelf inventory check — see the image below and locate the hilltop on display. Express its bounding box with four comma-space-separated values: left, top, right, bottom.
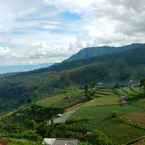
67, 43, 142, 62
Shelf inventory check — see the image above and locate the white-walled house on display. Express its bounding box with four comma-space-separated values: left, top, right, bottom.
42, 138, 79, 145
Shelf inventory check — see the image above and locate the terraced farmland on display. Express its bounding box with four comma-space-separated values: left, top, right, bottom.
1, 86, 145, 145
36, 85, 145, 144
122, 112, 145, 128
37, 87, 84, 109
66, 86, 145, 145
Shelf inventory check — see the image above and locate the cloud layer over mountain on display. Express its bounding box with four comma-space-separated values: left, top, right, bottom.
0, 0, 145, 64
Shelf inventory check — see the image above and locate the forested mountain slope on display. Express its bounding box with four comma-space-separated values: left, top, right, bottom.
0, 43, 145, 112
67, 43, 144, 62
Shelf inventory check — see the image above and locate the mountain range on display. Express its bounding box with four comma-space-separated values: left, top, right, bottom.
67, 43, 143, 61
0, 43, 145, 112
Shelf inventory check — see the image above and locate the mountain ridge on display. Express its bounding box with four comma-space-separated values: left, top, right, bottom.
0, 43, 145, 112
67, 43, 145, 62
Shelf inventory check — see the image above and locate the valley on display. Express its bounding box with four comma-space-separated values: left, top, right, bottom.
1, 83, 145, 145
0, 44, 145, 145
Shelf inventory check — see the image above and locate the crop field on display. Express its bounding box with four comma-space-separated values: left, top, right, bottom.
0, 138, 41, 145
69, 104, 145, 144
83, 95, 119, 107
37, 87, 84, 109
134, 99, 145, 109
122, 112, 145, 128
1, 86, 145, 145
65, 87, 145, 145
36, 86, 145, 144
35, 86, 145, 145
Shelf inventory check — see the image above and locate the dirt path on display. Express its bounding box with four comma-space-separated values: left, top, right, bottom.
126, 136, 145, 145
54, 102, 83, 124
65, 103, 83, 112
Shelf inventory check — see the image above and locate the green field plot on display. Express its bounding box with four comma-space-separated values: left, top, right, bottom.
70, 104, 145, 145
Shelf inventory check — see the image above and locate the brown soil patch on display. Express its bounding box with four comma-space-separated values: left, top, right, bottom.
131, 138, 145, 145
0, 139, 8, 145
123, 112, 145, 128
65, 103, 82, 112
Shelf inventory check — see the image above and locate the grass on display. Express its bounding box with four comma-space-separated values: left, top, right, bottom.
37, 87, 84, 109
70, 105, 142, 121
37, 87, 118, 108
134, 99, 145, 110
0, 138, 41, 145
69, 104, 145, 145
83, 94, 119, 107
116, 86, 144, 101
36, 86, 145, 144
1, 86, 145, 145
37, 95, 66, 107
8, 138, 41, 145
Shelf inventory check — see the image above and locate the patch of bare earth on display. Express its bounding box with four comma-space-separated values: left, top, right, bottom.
123, 112, 145, 128
65, 103, 82, 112
0, 139, 8, 145
130, 138, 145, 145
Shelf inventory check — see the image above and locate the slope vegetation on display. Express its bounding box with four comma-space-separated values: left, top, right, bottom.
1, 85, 145, 145
0, 43, 145, 112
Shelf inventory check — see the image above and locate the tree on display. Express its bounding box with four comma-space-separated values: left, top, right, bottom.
27, 98, 32, 104
36, 122, 49, 137
140, 78, 145, 90
87, 130, 113, 145
113, 83, 120, 89
84, 84, 90, 100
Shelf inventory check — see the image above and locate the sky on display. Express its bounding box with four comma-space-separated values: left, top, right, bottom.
0, 0, 145, 65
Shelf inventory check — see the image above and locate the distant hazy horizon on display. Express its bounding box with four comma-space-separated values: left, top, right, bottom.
0, 64, 52, 74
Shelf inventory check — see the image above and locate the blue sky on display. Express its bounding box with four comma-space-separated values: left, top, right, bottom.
0, 0, 145, 65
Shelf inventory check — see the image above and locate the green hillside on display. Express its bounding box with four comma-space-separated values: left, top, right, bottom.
0, 84, 145, 145
67, 43, 141, 62
0, 43, 145, 113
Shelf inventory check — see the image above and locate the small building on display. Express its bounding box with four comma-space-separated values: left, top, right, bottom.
42, 138, 79, 145
120, 96, 128, 105
57, 114, 63, 117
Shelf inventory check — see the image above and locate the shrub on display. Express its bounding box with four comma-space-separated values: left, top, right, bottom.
86, 130, 113, 145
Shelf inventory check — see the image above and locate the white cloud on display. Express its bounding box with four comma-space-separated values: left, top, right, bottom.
0, 0, 144, 65
0, 46, 11, 56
